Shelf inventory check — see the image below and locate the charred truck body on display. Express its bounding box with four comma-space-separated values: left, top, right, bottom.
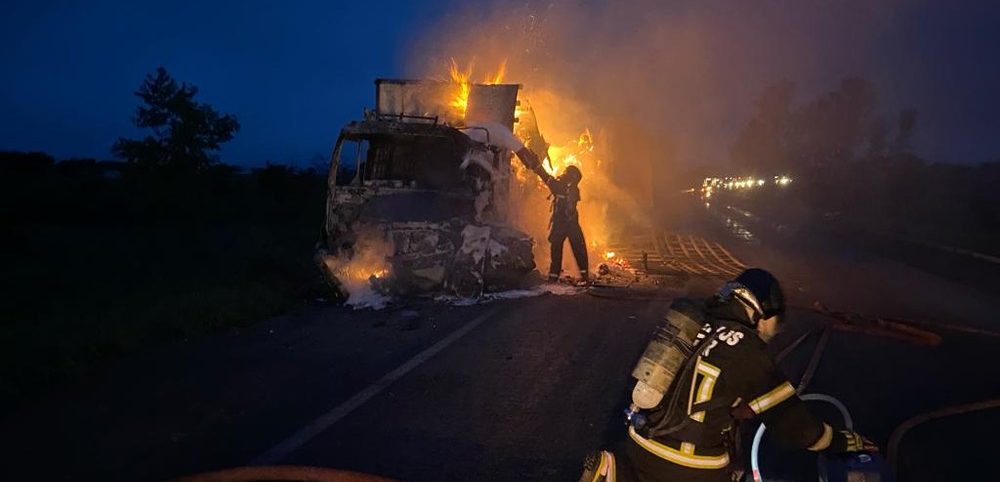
317, 79, 537, 300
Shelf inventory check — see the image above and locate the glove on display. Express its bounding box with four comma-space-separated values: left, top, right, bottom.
515, 147, 542, 171
832, 430, 879, 453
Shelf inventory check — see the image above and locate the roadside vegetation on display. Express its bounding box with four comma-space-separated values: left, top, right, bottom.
725, 77, 1000, 256
0, 69, 328, 412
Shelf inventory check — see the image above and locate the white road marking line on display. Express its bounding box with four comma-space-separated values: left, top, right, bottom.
899, 235, 1000, 265
251, 305, 505, 465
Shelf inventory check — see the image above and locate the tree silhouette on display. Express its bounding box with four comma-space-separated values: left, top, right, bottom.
730, 80, 796, 172
891, 108, 918, 156
113, 67, 239, 172
732, 77, 883, 171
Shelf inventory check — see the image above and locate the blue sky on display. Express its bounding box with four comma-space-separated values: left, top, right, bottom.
0, 0, 452, 167
2, 0, 999, 166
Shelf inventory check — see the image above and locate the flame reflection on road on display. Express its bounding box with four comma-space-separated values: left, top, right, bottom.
702, 202, 760, 245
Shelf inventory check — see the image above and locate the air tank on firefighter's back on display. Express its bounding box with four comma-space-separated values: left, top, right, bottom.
631, 298, 705, 409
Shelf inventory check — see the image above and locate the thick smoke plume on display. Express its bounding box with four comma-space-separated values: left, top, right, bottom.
405, 0, 905, 270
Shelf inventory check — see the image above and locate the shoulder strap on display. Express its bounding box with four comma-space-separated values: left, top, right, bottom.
647, 392, 734, 441
644, 328, 722, 438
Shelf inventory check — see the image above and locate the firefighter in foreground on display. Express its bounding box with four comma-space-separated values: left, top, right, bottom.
514, 147, 590, 284
580, 268, 877, 482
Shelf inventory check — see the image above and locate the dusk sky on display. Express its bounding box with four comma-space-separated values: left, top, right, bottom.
2, 0, 999, 167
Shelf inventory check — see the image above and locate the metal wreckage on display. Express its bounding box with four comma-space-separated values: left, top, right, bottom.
316, 79, 542, 301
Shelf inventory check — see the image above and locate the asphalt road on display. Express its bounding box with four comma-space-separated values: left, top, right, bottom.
1, 292, 671, 481
2, 196, 998, 481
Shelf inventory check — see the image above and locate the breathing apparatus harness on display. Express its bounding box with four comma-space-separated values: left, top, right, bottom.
625, 289, 759, 442
627, 268, 791, 446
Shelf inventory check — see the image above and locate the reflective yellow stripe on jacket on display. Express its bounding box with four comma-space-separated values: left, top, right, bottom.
627, 426, 730, 470
748, 381, 795, 414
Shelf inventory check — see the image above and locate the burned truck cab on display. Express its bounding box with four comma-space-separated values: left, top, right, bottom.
317, 79, 535, 301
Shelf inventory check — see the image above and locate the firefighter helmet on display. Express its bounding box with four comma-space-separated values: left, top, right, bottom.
561, 165, 582, 185
719, 268, 785, 325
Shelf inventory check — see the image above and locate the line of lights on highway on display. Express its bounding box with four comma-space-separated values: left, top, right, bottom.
700, 175, 792, 198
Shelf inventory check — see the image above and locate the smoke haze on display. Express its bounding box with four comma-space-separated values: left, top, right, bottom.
407, 0, 1000, 169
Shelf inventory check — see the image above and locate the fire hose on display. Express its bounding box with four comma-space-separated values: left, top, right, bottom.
591, 276, 998, 345
885, 398, 1000, 477
751, 323, 849, 482
170, 298, 999, 482
751, 317, 1000, 481
750, 393, 853, 482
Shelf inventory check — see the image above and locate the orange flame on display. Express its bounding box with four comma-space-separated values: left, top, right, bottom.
483, 58, 507, 84
441, 60, 628, 279
447, 58, 509, 117
447, 58, 473, 116
542, 128, 594, 177
321, 229, 393, 307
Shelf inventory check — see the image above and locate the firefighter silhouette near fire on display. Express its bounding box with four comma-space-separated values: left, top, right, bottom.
464, 114, 591, 286
513, 145, 590, 285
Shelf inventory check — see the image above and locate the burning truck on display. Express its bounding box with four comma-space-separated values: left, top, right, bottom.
316, 78, 547, 305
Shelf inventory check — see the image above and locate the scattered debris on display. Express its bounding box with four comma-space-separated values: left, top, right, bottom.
393, 309, 421, 328
587, 232, 751, 300
395, 310, 422, 331
436, 282, 583, 306
807, 301, 943, 346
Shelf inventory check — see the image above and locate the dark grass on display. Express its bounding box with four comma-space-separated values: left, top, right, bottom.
1, 221, 325, 411
0, 158, 329, 412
